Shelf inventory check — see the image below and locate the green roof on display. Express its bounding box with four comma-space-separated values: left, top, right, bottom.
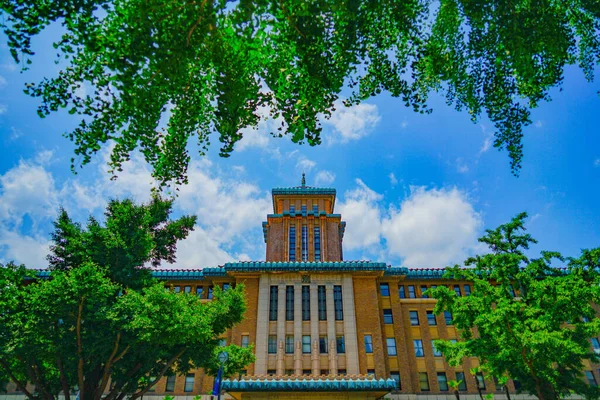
222, 377, 397, 392
272, 187, 336, 196
222, 261, 388, 272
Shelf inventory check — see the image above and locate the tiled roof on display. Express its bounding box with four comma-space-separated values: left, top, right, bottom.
271, 187, 336, 196
221, 261, 388, 272
222, 376, 397, 392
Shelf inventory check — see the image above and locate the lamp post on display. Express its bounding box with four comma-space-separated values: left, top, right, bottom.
212, 351, 228, 400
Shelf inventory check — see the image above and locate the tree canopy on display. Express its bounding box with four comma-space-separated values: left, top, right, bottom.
430, 213, 600, 400
1, 1, 599, 186
0, 197, 254, 400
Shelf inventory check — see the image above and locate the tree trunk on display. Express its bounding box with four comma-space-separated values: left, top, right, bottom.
454, 389, 460, 400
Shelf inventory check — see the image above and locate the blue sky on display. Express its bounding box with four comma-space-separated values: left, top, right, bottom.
0, 30, 599, 270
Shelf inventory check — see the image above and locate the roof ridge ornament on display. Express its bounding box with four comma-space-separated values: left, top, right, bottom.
301, 172, 306, 187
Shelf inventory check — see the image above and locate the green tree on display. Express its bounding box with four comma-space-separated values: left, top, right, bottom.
2, 1, 599, 186
0, 198, 254, 400
430, 213, 600, 400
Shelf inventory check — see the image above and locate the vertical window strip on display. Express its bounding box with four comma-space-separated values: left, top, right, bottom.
301, 225, 308, 261
269, 286, 278, 321
302, 286, 310, 321
289, 225, 296, 261
334, 285, 343, 320
318, 286, 327, 320
314, 226, 321, 261
286, 286, 294, 321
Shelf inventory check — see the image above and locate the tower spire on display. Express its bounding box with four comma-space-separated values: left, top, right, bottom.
301, 172, 306, 187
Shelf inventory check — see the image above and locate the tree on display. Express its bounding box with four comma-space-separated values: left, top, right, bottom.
2, 1, 599, 186
430, 213, 600, 400
0, 198, 254, 400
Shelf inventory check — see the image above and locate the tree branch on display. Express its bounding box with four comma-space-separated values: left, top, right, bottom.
96, 332, 122, 400
57, 356, 71, 400
0, 358, 35, 400
76, 297, 86, 400
186, 0, 209, 46
104, 363, 143, 400
130, 348, 187, 400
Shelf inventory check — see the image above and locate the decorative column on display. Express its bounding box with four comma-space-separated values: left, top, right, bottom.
342, 275, 360, 374
328, 338, 338, 375
325, 284, 337, 374
294, 340, 302, 375
310, 284, 320, 375
254, 275, 270, 374
276, 339, 284, 376
294, 283, 302, 375
276, 284, 286, 376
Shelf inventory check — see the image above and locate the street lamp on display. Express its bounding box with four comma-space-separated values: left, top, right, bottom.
212, 351, 228, 400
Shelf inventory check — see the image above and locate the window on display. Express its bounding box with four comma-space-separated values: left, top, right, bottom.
268, 335, 277, 354
314, 226, 321, 261
320, 369, 329, 376
513, 380, 521, 391
184, 374, 195, 392
426, 310, 437, 326
409, 311, 419, 326
476, 373, 486, 390
437, 372, 449, 391
303, 369, 311, 376
285, 369, 294, 376
408, 285, 416, 298
289, 205, 295, 213
493, 376, 503, 392
364, 335, 373, 353
269, 286, 278, 321
207, 286, 213, 299
414, 340, 424, 357
432, 340, 442, 357
165, 375, 176, 392
464, 284, 471, 296
196, 286, 203, 298
301, 204, 307, 214
302, 286, 310, 321
367, 369, 375, 377
218, 338, 226, 347
336, 336, 345, 354
334, 286, 343, 320
419, 372, 430, 391
319, 336, 328, 353
267, 370, 276, 376
239, 370, 247, 377
444, 311, 453, 325
390, 372, 401, 389
286, 286, 294, 321
222, 283, 231, 291
184, 286, 191, 293
174, 286, 181, 293
387, 338, 397, 356
338, 369, 347, 375
302, 335, 311, 354
586, 371, 598, 387
313, 205, 318, 214
289, 225, 296, 261
508, 284, 516, 297
318, 286, 327, 320
383, 309, 394, 324
301, 225, 308, 261
380, 283, 390, 297
592, 338, 600, 354
285, 335, 294, 354
420, 285, 428, 298
399, 285, 406, 299
454, 285, 462, 296
456, 372, 467, 391
241, 335, 249, 348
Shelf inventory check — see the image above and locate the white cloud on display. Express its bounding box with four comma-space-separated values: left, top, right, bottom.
236, 105, 283, 151
389, 173, 398, 187
0, 75, 6, 87
456, 158, 469, 173
10, 127, 22, 140
338, 179, 383, 250
534, 120, 543, 128
0, 104, 6, 114
594, 159, 600, 167
322, 99, 381, 144
479, 136, 493, 154
314, 170, 335, 186
296, 157, 316, 174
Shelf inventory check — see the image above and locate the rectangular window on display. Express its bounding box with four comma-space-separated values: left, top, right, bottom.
456, 372, 467, 391
319, 336, 328, 354
334, 286, 343, 320
269, 286, 278, 321
592, 338, 600, 354
289, 205, 295, 213
314, 226, 321, 261
222, 283, 231, 291
313, 205, 318, 214
267, 370, 276, 376
414, 339, 424, 357
302, 286, 310, 321
320, 369, 329, 376
241, 335, 249, 348
207, 286, 213, 299
303, 369, 311, 376
268, 335, 277, 354
454, 285, 462, 296
464, 284, 471, 296
410, 310, 420, 326
437, 372, 449, 391
380, 283, 390, 297
336, 336, 345, 354
387, 338, 397, 356
383, 309, 394, 324
399, 285, 406, 299
391, 372, 401, 389
509, 284, 516, 297
285, 369, 294, 376
174, 286, 181, 293
419, 372, 430, 391
289, 225, 296, 261
318, 286, 327, 320
286, 286, 294, 321
285, 335, 294, 354
587, 371, 598, 387
432, 340, 442, 357
302, 335, 311, 354
196, 286, 203, 298
301, 225, 308, 261
426, 311, 437, 326
184, 374, 195, 392
165, 375, 176, 392
420, 285, 428, 298
219, 338, 226, 347
301, 204, 307, 214
338, 369, 347, 375
444, 311, 453, 325
184, 286, 191, 293
367, 369, 375, 377
364, 335, 373, 353
408, 285, 416, 298
476, 373, 486, 390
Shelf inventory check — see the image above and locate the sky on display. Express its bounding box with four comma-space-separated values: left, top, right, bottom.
0, 29, 599, 270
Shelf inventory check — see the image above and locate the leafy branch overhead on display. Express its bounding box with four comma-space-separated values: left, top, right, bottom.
2, 1, 600, 186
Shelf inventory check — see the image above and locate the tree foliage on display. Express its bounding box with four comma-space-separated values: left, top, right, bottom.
430, 213, 600, 400
2, 1, 599, 186
0, 198, 254, 400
